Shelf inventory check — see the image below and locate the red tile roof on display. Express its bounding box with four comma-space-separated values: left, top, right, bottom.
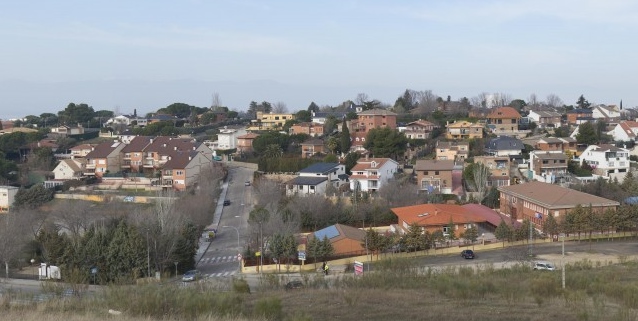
391, 203, 487, 227
487, 107, 522, 119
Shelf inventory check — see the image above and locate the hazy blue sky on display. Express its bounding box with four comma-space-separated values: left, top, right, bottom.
2, 0, 637, 119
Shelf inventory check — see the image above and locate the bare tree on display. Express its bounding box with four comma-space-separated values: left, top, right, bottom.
51, 200, 100, 240
378, 177, 421, 207
273, 101, 288, 113
473, 163, 491, 202
253, 179, 284, 214
0, 211, 30, 278
471, 92, 490, 108
490, 93, 512, 107
287, 194, 333, 231
528, 93, 539, 108
413, 90, 439, 115
355, 93, 369, 106
211, 92, 222, 108
546, 94, 563, 108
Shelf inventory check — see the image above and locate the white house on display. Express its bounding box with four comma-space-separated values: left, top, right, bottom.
104, 115, 135, 127
216, 127, 247, 150
0, 186, 19, 212
527, 110, 562, 128
579, 144, 630, 181
349, 158, 399, 192
285, 162, 347, 196
608, 121, 638, 142
52, 158, 87, 180
592, 105, 621, 121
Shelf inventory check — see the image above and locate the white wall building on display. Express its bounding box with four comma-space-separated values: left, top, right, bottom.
349, 158, 398, 192
579, 144, 630, 181
286, 162, 347, 196
0, 186, 19, 212
216, 127, 247, 150
608, 121, 638, 142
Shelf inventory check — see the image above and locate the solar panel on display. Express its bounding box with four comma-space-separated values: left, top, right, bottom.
314, 225, 339, 240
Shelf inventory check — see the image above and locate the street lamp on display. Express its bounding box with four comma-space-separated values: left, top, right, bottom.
561, 233, 566, 289
30, 259, 36, 280
174, 261, 179, 277
222, 226, 241, 271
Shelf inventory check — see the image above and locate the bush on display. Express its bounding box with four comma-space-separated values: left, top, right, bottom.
253, 297, 283, 321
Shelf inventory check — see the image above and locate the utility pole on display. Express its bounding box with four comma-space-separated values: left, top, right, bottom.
562, 234, 566, 289
146, 229, 150, 278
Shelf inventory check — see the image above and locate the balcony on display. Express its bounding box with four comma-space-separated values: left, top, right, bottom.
85, 163, 96, 169
162, 180, 174, 187
83, 169, 96, 176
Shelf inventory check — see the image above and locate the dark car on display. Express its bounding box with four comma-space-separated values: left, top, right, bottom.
223, 200, 231, 206
461, 249, 475, 259
285, 280, 303, 290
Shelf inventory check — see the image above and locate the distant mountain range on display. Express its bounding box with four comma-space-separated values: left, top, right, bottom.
0, 79, 403, 119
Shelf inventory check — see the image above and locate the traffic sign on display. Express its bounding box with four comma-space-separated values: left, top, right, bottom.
237, 253, 243, 260
354, 261, 364, 276
298, 251, 306, 261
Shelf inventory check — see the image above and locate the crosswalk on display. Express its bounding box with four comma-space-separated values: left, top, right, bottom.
207, 270, 237, 278
199, 255, 239, 264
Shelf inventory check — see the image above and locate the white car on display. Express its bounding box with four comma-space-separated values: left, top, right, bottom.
533, 262, 556, 271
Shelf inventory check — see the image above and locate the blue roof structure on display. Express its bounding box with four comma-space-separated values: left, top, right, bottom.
314, 225, 340, 240
287, 176, 327, 186
299, 162, 340, 175
624, 196, 638, 205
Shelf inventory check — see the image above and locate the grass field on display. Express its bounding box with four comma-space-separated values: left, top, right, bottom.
2, 258, 638, 321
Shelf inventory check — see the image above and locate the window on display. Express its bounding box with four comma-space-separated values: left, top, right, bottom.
176, 170, 184, 176
435, 171, 439, 175
423, 171, 428, 175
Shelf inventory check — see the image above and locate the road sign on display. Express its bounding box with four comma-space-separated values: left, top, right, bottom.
237, 253, 243, 260
354, 261, 364, 276
298, 251, 306, 261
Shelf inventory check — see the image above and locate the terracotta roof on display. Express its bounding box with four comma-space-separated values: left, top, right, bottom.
163, 151, 202, 169
391, 203, 487, 227
121, 136, 153, 153
350, 158, 395, 172
618, 121, 638, 138
85, 141, 123, 159
462, 204, 520, 228
301, 138, 324, 146
357, 108, 397, 116
498, 181, 619, 209
237, 133, 259, 139
70, 144, 97, 151
446, 121, 482, 128
143, 136, 199, 156
414, 159, 455, 171
407, 120, 437, 127
487, 107, 522, 119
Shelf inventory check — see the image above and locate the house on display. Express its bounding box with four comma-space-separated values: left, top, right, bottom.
486, 107, 522, 134
485, 136, 524, 157
216, 127, 247, 150
391, 203, 489, 238
161, 151, 213, 191
592, 105, 621, 122
69, 144, 98, 158
534, 137, 578, 156
84, 141, 126, 177
141, 136, 212, 172
50, 125, 84, 136
309, 224, 366, 257
0, 186, 19, 212
118, 130, 137, 144
300, 138, 325, 158
528, 110, 562, 128
579, 144, 630, 181
445, 121, 483, 140
349, 157, 399, 192
529, 151, 568, 183
401, 120, 437, 139
52, 158, 86, 180
435, 141, 469, 162
237, 133, 260, 154
148, 114, 178, 125
350, 109, 398, 150
249, 111, 295, 131
414, 159, 456, 194
289, 122, 324, 137
498, 181, 619, 228
104, 114, 136, 127
285, 163, 347, 196
608, 121, 638, 142
566, 109, 594, 125
120, 136, 154, 173
474, 156, 510, 187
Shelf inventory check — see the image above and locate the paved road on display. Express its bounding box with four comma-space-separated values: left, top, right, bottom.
196, 165, 253, 280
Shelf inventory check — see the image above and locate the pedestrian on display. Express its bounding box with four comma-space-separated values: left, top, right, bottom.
321, 262, 326, 274
323, 262, 329, 275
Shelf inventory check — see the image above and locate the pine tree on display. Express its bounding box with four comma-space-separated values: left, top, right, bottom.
340, 119, 351, 154
494, 219, 512, 247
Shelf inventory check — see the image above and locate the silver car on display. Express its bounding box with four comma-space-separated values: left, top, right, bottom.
182, 269, 202, 282
533, 262, 556, 271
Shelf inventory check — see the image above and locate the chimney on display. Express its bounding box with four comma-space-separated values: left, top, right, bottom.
163, 143, 167, 147
174, 147, 177, 150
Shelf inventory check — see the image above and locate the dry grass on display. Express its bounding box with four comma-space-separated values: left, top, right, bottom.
2, 258, 638, 321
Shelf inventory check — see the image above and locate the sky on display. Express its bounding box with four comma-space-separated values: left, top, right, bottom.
1, 0, 638, 119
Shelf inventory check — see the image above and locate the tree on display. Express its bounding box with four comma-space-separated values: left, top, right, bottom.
343, 152, 361, 174
482, 187, 500, 208
340, 119, 351, 154
295, 110, 312, 122
509, 99, 527, 112
576, 95, 591, 109
542, 214, 559, 240
211, 92, 222, 108
326, 137, 339, 155
494, 219, 512, 247
471, 163, 491, 202
273, 101, 288, 113
307, 102, 320, 113
104, 220, 146, 281
363, 127, 408, 159
0, 211, 30, 278
546, 94, 563, 108
576, 122, 598, 145
58, 103, 95, 125
13, 185, 54, 209
404, 223, 425, 253
461, 225, 479, 244
324, 115, 339, 135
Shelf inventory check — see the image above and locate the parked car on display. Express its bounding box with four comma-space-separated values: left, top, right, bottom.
285, 280, 304, 290
223, 200, 231, 206
182, 270, 202, 282
461, 249, 475, 259
244, 181, 251, 186
533, 262, 556, 271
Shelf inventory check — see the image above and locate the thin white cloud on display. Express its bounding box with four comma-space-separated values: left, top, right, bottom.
385, 0, 638, 25
0, 20, 331, 56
